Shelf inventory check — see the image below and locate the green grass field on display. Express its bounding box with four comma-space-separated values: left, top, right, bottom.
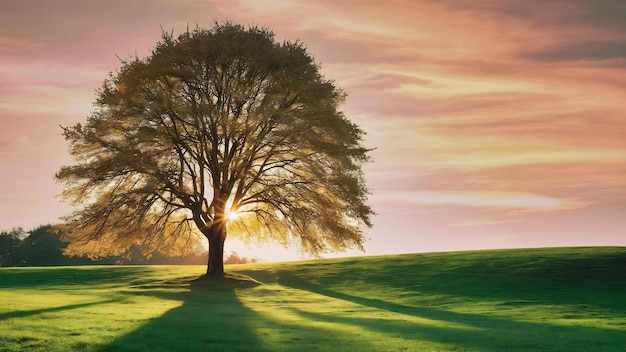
1, 247, 625, 351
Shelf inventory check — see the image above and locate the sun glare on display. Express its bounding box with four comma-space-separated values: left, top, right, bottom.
226, 209, 239, 221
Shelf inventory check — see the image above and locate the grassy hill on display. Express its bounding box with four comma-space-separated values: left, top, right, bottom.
1, 247, 625, 351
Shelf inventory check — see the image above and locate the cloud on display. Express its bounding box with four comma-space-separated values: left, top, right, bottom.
450, 218, 527, 227
376, 190, 586, 211
561, 0, 626, 30
386, 71, 542, 99
525, 40, 626, 62
415, 133, 626, 170
437, 0, 626, 32
0, 37, 45, 57
0, 0, 221, 65
0, 140, 11, 151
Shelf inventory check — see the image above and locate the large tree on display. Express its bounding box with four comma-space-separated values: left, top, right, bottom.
56, 23, 373, 277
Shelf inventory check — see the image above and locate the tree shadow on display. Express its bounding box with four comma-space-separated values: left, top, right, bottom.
242, 255, 626, 351
0, 299, 119, 321
0, 266, 155, 289
237, 261, 626, 352
97, 274, 265, 352
416, 250, 626, 315
277, 283, 623, 351
267, 249, 626, 316
96, 273, 392, 352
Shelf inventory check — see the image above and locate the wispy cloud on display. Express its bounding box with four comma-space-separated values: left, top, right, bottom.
375, 191, 586, 211
525, 40, 626, 62
450, 218, 527, 228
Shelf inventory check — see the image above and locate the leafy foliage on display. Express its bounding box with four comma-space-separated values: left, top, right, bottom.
0, 225, 108, 266
56, 23, 373, 275
0, 228, 24, 266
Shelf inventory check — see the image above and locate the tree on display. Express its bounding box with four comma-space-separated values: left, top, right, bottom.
56, 23, 373, 277
224, 251, 260, 265
0, 228, 25, 267
18, 225, 67, 266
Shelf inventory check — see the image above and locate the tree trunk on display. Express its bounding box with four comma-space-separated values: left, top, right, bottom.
205, 222, 226, 277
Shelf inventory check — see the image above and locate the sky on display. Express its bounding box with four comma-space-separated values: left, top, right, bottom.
1, 0, 625, 261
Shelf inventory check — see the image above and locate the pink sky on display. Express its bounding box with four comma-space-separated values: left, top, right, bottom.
1, 0, 625, 261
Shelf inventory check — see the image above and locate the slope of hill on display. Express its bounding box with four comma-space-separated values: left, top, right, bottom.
1, 247, 625, 351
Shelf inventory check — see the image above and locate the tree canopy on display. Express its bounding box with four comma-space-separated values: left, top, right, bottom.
56, 23, 373, 276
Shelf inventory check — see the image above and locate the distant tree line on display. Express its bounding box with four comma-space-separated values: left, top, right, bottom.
0, 225, 259, 267
224, 251, 261, 265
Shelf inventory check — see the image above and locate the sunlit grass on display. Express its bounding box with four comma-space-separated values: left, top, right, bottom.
1, 247, 625, 351
0, 266, 191, 351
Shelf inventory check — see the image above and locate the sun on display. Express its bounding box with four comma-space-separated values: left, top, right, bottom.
226, 209, 240, 221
